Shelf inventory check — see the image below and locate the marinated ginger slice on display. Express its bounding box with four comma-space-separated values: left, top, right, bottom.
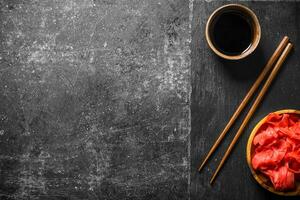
252, 113, 300, 191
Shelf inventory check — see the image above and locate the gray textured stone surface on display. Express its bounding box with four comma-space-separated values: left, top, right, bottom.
3, 0, 300, 199
0, 0, 190, 199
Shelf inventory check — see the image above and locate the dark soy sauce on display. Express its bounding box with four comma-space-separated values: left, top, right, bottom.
212, 12, 253, 55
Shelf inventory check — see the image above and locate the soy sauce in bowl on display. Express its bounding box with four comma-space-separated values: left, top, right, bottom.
205, 4, 261, 60
211, 11, 253, 56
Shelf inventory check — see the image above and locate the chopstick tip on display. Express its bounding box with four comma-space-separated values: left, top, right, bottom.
288, 42, 293, 48
283, 35, 289, 41
198, 162, 205, 172
209, 176, 216, 185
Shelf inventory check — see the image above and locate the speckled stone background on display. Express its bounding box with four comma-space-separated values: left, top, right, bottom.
0, 0, 191, 199
2, 0, 300, 200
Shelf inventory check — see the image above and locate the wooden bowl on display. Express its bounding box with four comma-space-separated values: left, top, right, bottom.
205, 4, 261, 60
246, 109, 300, 196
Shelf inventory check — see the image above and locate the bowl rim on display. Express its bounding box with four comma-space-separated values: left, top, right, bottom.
246, 109, 300, 196
205, 3, 261, 60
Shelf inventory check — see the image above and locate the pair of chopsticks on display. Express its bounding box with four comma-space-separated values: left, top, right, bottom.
198, 36, 293, 184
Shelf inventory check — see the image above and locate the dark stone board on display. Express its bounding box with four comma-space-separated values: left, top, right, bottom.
191, 1, 300, 200
0, 0, 191, 199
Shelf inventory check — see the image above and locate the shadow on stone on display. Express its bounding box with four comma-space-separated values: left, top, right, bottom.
216, 45, 267, 81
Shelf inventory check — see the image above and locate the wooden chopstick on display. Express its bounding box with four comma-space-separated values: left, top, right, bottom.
198, 36, 290, 172
210, 42, 294, 184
